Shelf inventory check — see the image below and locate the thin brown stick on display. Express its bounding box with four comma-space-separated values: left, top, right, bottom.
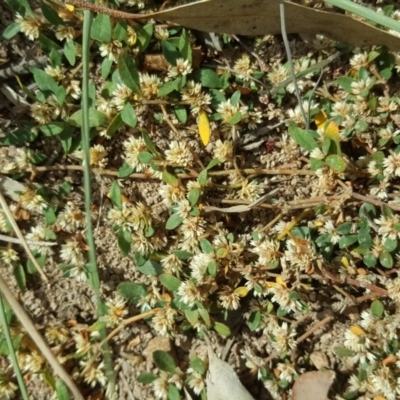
99, 309, 159, 348
0, 275, 83, 399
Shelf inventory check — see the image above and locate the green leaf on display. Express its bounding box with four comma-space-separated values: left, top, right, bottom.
137, 373, 157, 384
172, 250, 192, 260
110, 181, 122, 210
335, 76, 354, 93
137, 260, 163, 275
13, 264, 26, 292
228, 111, 242, 125
214, 322, 231, 337
339, 234, 358, 249
55, 379, 70, 400
358, 227, 371, 249
2, 22, 21, 40
326, 155, 347, 172
206, 158, 220, 170
200, 239, 213, 254
185, 309, 199, 325
337, 222, 352, 235
334, 347, 355, 357
162, 170, 179, 185
188, 188, 200, 206
118, 229, 131, 256
162, 40, 180, 66
91, 14, 112, 43
41, 3, 63, 24
40, 122, 66, 136
371, 299, 384, 318
69, 109, 108, 128
153, 350, 176, 373
101, 57, 113, 79
44, 207, 57, 226
208, 261, 217, 277
198, 307, 211, 326
118, 282, 147, 302
27, 253, 47, 274
288, 126, 318, 152
158, 80, 179, 97
142, 129, 159, 156
5, 0, 33, 15
363, 253, 377, 268
31, 67, 58, 93
138, 152, 154, 164
121, 102, 138, 128
380, 251, 393, 269
160, 274, 181, 292
118, 163, 134, 178
118, 53, 141, 94
190, 356, 206, 375
137, 23, 153, 52
197, 69, 221, 88
168, 384, 180, 400
248, 310, 261, 331
179, 29, 192, 62
166, 213, 183, 230
198, 170, 207, 186
114, 20, 127, 42
64, 40, 76, 66
230, 90, 241, 106
384, 238, 397, 252
106, 113, 123, 137
174, 106, 187, 124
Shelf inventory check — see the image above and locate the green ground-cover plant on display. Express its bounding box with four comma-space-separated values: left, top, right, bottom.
2, 0, 400, 399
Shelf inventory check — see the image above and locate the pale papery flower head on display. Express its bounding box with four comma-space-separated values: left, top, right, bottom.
165, 140, 194, 167
140, 73, 162, 98
233, 54, 253, 81
178, 279, 204, 307
15, 13, 42, 40
168, 58, 192, 78
55, 25, 75, 41
213, 139, 233, 163
25, 226, 53, 256
1, 248, 19, 266
80, 360, 106, 387
383, 152, 400, 178
57, 201, 85, 233
159, 183, 186, 207
218, 286, 241, 310
124, 136, 148, 172
374, 214, 400, 241
152, 305, 177, 336
112, 84, 133, 110
99, 40, 123, 62
271, 322, 297, 353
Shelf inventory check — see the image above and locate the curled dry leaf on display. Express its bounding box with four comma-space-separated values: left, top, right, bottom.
206, 344, 256, 400
151, 0, 400, 50
292, 370, 335, 400
70, 0, 400, 50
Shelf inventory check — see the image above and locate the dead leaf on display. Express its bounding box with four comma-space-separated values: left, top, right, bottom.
150, 0, 400, 51
71, 0, 400, 50
206, 343, 255, 400
292, 370, 335, 400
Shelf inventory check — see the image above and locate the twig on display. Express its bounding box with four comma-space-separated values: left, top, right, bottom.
0, 275, 84, 399
0, 234, 58, 246
0, 191, 47, 282
98, 309, 159, 348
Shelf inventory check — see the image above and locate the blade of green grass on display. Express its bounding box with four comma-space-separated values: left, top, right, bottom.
81, 5, 116, 396
324, 0, 400, 35
0, 295, 28, 400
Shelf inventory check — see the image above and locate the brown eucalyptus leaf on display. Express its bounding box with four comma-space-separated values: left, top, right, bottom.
151, 0, 400, 50
292, 370, 335, 400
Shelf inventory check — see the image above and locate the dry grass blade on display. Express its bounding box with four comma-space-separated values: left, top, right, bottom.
0, 275, 84, 400
0, 191, 47, 282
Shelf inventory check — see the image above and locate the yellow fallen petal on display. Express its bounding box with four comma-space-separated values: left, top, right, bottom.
350, 325, 365, 336
314, 109, 327, 131
198, 109, 211, 146
234, 286, 249, 297
65, 4, 75, 12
